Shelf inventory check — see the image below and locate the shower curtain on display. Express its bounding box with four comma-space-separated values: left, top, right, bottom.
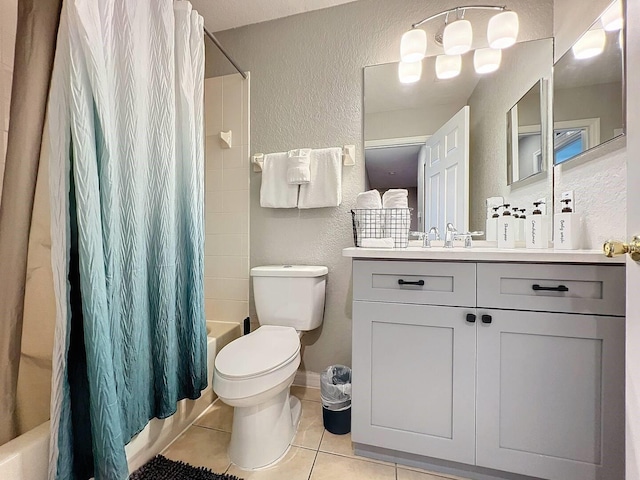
48, 1, 206, 479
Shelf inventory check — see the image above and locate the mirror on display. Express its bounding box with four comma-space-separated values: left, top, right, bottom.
553, 0, 625, 164
364, 38, 554, 234
507, 80, 546, 184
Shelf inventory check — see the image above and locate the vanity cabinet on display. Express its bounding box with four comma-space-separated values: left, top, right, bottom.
351, 259, 625, 480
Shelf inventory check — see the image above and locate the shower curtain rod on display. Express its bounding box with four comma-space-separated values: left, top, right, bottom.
203, 26, 247, 79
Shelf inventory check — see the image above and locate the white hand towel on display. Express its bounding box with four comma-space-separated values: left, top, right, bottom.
360, 237, 395, 248
356, 190, 382, 209
298, 147, 342, 209
382, 189, 409, 209
260, 152, 299, 208
287, 148, 312, 184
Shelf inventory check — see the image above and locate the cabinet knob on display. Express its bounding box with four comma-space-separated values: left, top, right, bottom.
481, 314, 492, 324
466, 313, 476, 323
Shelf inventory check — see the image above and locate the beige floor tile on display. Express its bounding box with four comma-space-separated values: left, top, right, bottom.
227, 446, 316, 480
291, 385, 321, 402
319, 431, 394, 466
310, 452, 396, 480
291, 399, 324, 450
194, 400, 234, 432
162, 425, 231, 473
399, 465, 471, 480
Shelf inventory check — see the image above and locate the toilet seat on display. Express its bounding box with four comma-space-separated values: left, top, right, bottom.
215, 325, 300, 380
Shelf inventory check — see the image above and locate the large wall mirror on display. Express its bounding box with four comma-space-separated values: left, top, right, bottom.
364, 38, 554, 234
553, 0, 625, 164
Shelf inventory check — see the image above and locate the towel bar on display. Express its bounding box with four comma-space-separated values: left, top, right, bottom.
251, 145, 356, 172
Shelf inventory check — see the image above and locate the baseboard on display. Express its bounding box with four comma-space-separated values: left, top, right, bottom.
293, 370, 320, 389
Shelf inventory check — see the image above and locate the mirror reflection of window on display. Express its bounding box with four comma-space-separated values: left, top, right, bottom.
552, 0, 625, 165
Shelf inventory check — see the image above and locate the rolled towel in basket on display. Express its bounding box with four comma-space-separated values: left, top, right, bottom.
356, 190, 382, 209
382, 189, 409, 209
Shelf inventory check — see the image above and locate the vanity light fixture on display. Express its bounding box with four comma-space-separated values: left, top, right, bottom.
398, 60, 423, 84
601, 0, 623, 31
572, 28, 606, 59
399, 5, 519, 82
473, 47, 502, 73
436, 54, 462, 79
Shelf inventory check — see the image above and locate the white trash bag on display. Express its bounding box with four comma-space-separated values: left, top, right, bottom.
320, 365, 352, 411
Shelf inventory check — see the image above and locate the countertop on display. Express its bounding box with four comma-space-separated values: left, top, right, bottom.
342, 246, 626, 264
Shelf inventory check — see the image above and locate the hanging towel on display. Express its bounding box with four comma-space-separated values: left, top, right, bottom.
287, 148, 312, 184
260, 152, 299, 208
298, 147, 342, 209
382, 189, 409, 209
356, 190, 382, 209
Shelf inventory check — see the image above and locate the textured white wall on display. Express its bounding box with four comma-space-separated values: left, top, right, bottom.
205, 0, 553, 372
552, 0, 627, 248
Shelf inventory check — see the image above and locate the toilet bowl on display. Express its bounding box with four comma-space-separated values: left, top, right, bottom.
212, 265, 328, 470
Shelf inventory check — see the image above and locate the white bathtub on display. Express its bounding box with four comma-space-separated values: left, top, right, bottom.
0, 321, 239, 479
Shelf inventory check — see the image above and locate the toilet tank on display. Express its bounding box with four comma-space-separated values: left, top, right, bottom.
251, 265, 328, 331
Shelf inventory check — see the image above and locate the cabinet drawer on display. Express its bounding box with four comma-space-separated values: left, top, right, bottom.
477, 263, 625, 316
353, 260, 476, 307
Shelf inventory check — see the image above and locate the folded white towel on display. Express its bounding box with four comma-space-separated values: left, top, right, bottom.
260, 152, 299, 208
382, 189, 409, 209
298, 147, 342, 209
356, 190, 382, 209
287, 148, 311, 185
361, 237, 395, 248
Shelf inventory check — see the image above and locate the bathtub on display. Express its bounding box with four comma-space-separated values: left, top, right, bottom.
0, 321, 240, 479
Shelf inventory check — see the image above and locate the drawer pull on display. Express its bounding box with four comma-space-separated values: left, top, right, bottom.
532, 284, 569, 292
398, 279, 425, 286
481, 314, 492, 324
466, 313, 476, 323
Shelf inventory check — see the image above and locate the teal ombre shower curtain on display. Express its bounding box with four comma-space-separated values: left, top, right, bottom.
47, 1, 206, 479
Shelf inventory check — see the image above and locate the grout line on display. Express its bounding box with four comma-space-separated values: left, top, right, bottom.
193, 423, 232, 434
306, 429, 325, 480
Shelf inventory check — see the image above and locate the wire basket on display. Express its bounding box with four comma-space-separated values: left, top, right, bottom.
351, 208, 412, 248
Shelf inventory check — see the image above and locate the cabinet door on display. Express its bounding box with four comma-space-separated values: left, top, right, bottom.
352, 301, 476, 465
476, 310, 624, 480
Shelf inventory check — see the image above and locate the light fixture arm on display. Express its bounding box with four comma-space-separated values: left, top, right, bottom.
412, 5, 506, 29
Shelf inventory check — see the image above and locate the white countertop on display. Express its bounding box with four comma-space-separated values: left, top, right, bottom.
342, 246, 625, 264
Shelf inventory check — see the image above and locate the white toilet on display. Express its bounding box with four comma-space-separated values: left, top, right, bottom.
212, 265, 328, 470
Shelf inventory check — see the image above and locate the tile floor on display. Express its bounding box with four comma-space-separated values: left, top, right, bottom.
162, 386, 471, 480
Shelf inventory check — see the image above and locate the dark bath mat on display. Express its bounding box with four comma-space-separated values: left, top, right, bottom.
130, 455, 243, 480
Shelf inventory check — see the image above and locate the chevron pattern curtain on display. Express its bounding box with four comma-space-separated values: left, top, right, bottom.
48, 2, 206, 479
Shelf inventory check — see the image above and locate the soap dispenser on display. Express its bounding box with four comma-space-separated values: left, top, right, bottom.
517, 209, 526, 243
486, 206, 501, 242
554, 198, 582, 250
498, 204, 516, 249
525, 201, 549, 249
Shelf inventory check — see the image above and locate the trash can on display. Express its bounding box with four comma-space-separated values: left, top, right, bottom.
320, 365, 352, 435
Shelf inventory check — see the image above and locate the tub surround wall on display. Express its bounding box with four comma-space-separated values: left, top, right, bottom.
205, 0, 553, 373
0, 0, 16, 192
204, 74, 250, 323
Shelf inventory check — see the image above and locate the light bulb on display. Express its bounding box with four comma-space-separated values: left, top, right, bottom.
435, 55, 461, 79
398, 60, 422, 84
601, 0, 623, 31
443, 19, 473, 55
572, 28, 606, 59
473, 48, 501, 74
487, 11, 519, 49
401, 29, 427, 63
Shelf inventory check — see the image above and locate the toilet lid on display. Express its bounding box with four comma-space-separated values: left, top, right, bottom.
215, 325, 300, 379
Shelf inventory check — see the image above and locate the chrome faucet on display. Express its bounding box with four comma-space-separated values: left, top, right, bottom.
423, 226, 441, 248
444, 223, 457, 248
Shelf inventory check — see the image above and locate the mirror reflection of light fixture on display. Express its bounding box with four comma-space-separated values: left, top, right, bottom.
436, 54, 461, 79
473, 48, 502, 74
487, 11, 520, 49
572, 28, 606, 59
401, 29, 427, 62
400, 5, 518, 80
443, 19, 473, 55
601, 0, 623, 31
398, 60, 423, 84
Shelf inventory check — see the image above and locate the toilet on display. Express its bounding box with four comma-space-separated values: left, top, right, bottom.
212, 265, 328, 470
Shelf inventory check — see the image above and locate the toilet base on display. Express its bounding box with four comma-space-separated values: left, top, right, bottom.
228, 388, 302, 470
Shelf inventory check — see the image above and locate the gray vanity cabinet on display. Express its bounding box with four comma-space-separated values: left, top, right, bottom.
351, 259, 625, 480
